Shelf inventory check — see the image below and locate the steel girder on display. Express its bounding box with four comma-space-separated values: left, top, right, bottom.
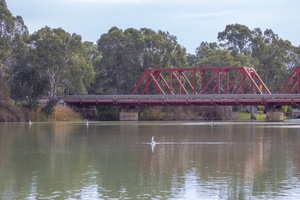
130, 67, 271, 95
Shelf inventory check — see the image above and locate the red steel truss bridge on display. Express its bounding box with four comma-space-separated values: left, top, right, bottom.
64, 66, 300, 107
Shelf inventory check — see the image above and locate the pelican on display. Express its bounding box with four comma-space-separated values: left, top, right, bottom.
151, 136, 156, 145
29, 120, 33, 125
85, 119, 89, 126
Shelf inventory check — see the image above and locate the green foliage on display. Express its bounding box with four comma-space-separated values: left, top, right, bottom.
218, 24, 253, 55
283, 106, 293, 119
239, 112, 266, 121
29, 27, 95, 99
93, 27, 188, 95
2, 0, 300, 120
217, 24, 300, 92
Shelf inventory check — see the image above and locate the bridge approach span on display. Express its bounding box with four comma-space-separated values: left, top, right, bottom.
64, 94, 300, 107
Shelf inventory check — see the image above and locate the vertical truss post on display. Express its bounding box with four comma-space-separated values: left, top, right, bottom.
131, 66, 271, 95
242, 74, 246, 94
201, 70, 205, 94
225, 70, 229, 94
193, 70, 197, 94
179, 71, 182, 94
218, 70, 221, 94
155, 72, 160, 94
145, 73, 150, 94
169, 71, 173, 94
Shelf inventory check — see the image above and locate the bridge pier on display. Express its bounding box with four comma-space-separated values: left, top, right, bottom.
119, 106, 139, 121
266, 107, 284, 122
72, 105, 97, 119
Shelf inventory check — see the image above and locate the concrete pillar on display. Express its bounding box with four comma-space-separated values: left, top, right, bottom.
119, 111, 138, 121
266, 110, 284, 121
119, 106, 139, 121
76, 106, 97, 119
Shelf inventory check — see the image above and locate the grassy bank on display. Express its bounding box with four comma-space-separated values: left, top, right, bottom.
238, 112, 266, 121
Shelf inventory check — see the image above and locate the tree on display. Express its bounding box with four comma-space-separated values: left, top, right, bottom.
141, 28, 187, 69
217, 24, 300, 93
94, 27, 188, 95
0, 0, 15, 78
30, 27, 94, 99
0, 0, 32, 100
95, 27, 144, 94
218, 23, 253, 55
195, 42, 219, 60
198, 49, 250, 67
251, 28, 298, 91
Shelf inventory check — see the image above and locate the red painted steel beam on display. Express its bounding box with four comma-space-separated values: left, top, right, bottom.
158, 74, 174, 94
130, 69, 150, 95
180, 71, 197, 94
130, 66, 270, 95
171, 71, 189, 94
280, 66, 300, 94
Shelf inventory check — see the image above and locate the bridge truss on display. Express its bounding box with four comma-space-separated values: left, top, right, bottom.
64, 66, 300, 107
280, 66, 300, 93
130, 66, 271, 95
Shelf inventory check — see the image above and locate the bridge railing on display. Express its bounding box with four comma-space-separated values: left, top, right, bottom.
64, 93, 300, 104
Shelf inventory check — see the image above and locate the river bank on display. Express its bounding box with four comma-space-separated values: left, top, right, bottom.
0, 103, 273, 122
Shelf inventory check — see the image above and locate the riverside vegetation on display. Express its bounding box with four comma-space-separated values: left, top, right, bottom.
0, 0, 299, 121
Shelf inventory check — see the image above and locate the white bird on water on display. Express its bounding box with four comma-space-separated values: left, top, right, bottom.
29, 120, 33, 125
151, 136, 156, 145
85, 119, 89, 126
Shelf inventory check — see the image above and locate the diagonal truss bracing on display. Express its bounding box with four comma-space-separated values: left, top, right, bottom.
280, 66, 300, 94
130, 67, 271, 95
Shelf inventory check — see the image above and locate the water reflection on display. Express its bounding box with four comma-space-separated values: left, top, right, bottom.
1, 121, 300, 199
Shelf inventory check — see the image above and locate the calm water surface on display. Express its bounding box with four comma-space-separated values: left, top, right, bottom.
1, 121, 300, 199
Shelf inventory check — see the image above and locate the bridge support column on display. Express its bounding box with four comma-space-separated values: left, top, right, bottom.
75, 105, 97, 119
266, 107, 284, 122
119, 106, 139, 121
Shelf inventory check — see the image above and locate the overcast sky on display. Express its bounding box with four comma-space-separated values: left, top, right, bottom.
6, 0, 300, 53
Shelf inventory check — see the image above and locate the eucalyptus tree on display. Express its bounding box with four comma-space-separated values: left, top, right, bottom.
195, 41, 251, 67
217, 24, 299, 92
218, 23, 253, 55
95, 27, 187, 95
251, 28, 298, 91
0, 0, 31, 101
141, 28, 187, 69
194, 41, 252, 94
95, 27, 145, 94
0, 0, 15, 78
195, 42, 219, 60
30, 27, 94, 99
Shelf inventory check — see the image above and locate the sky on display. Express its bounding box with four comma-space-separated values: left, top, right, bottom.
6, 0, 300, 53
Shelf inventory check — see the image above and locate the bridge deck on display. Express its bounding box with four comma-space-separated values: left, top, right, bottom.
64, 94, 300, 106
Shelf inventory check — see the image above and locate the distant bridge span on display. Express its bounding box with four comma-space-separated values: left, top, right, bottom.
64, 66, 300, 107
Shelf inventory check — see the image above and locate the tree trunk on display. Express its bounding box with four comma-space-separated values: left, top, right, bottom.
250, 106, 256, 120
49, 72, 56, 99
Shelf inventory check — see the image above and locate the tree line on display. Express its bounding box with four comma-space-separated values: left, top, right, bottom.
1, 0, 300, 111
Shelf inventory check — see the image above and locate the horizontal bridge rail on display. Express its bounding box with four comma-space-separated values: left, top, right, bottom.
64, 94, 300, 106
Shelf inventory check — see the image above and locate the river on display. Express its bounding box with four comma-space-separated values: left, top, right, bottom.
1, 121, 300, 199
